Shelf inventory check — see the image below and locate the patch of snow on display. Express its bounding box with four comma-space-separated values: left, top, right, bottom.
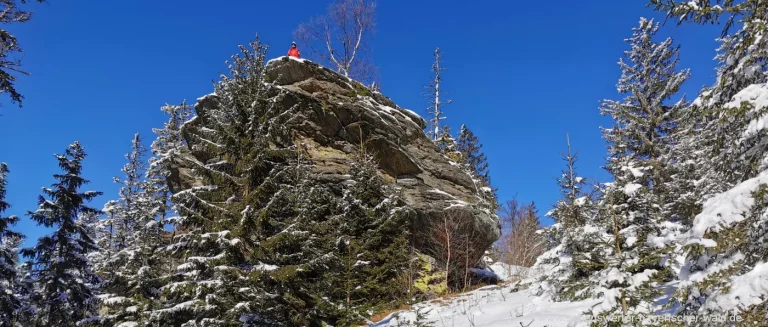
445, 199, 470, 210
623, 183, 642, 196
102, 296, 130, 305
682, 252, 744, 283
196, 93, 216, 103
703, 261, 768, 312
684, 237, 718, 248
488, 262, 531, 282
428, 188, 455, 198
621, 165, 646, 178
353, 260, 371, 267
254, 262, 279, 271
371, 285, 597, 327
266, 56, 308, 66
727, 83, 768, 140
689, 170, 768, 239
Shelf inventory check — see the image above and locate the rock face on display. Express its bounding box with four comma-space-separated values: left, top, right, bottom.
176, 56, 500, 259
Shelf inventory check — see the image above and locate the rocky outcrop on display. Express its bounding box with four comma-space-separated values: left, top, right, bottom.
175, 56, 500, 259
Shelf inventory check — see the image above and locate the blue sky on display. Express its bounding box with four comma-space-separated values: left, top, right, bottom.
1, 0, 723, 247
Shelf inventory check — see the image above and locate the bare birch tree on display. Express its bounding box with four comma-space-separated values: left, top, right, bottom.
424, 48, 451, 141
460, 224, 483, 291
425, 210, 483, 292
293, 0, 377, 84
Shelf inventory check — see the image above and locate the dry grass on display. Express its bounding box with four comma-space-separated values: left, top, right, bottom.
365, 282, 496, 325
367, 304, 412, 324
423, 287, 483, 307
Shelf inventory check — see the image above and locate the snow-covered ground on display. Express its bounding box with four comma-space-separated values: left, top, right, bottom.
370, 264, 598, 327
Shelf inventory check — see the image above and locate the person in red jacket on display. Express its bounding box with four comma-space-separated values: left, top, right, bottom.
288, 42, 300, 58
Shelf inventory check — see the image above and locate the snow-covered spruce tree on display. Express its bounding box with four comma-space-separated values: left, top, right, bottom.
21, 142, 102, 326
0, 0, 47, 108
424, 48, 451, 141
147, 101, 193, 237
0, 163, 25, 324
149, 35, 416, 326
648, 1, 768, 321
145, 39, 278, 326
143, 36, 328, 326
87, 133, 167, 326
455, 124, 497, 209
80, 209, 112, 286
434, 125, 458, 159
586, 18, 690, 324
456, 125, 489, 185
550, 134, 592, 230
326, 148, 410, 325
94, 200, 118, 259
532, 135, 598, 301
245, 150, 353, 326
112, 133, 152, 250
143, 101, 194, 285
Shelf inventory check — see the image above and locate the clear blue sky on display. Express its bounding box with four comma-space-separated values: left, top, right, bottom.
1, 0, 723, 248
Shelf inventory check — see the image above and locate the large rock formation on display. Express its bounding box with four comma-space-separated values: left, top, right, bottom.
174, 56, 500, 259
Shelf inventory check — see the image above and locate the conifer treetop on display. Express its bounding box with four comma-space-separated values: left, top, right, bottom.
21, 141, 103, 326
649, 0, 768, 103
28, 142, 102, 227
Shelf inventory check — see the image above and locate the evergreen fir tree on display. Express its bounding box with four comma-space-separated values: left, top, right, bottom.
649, 1, 768, 320
0, 163, 25, 325
112, 133, 151, 250
143, 35, 416, 326
434, 125, 460, 160
327, 149, 410, 325
148, 36, 308, 326
650, 0, 768, 198
88, 134, 167, 326
92, 200, 119, 268
650, 0, 768, 104
147, 100, 193, 238
0, 0, 47, 108
586, 18, 689, 324
455, 125, 497, 209
456, 125, 489, 185
552, 134, 590, 230
21, 142, 102, 326
533, 135, 597, 301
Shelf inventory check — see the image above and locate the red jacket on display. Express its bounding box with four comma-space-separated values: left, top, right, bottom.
288, 48, 300, 58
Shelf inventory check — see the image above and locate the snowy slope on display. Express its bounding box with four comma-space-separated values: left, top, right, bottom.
370, 265, 597, 327
372, 288, 597, 327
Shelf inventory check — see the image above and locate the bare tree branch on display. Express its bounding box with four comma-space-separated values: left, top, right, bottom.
424, 48, 451, 141
500, 199, 545, 268
293, 0, 377, 85
423, 209, 486, 292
